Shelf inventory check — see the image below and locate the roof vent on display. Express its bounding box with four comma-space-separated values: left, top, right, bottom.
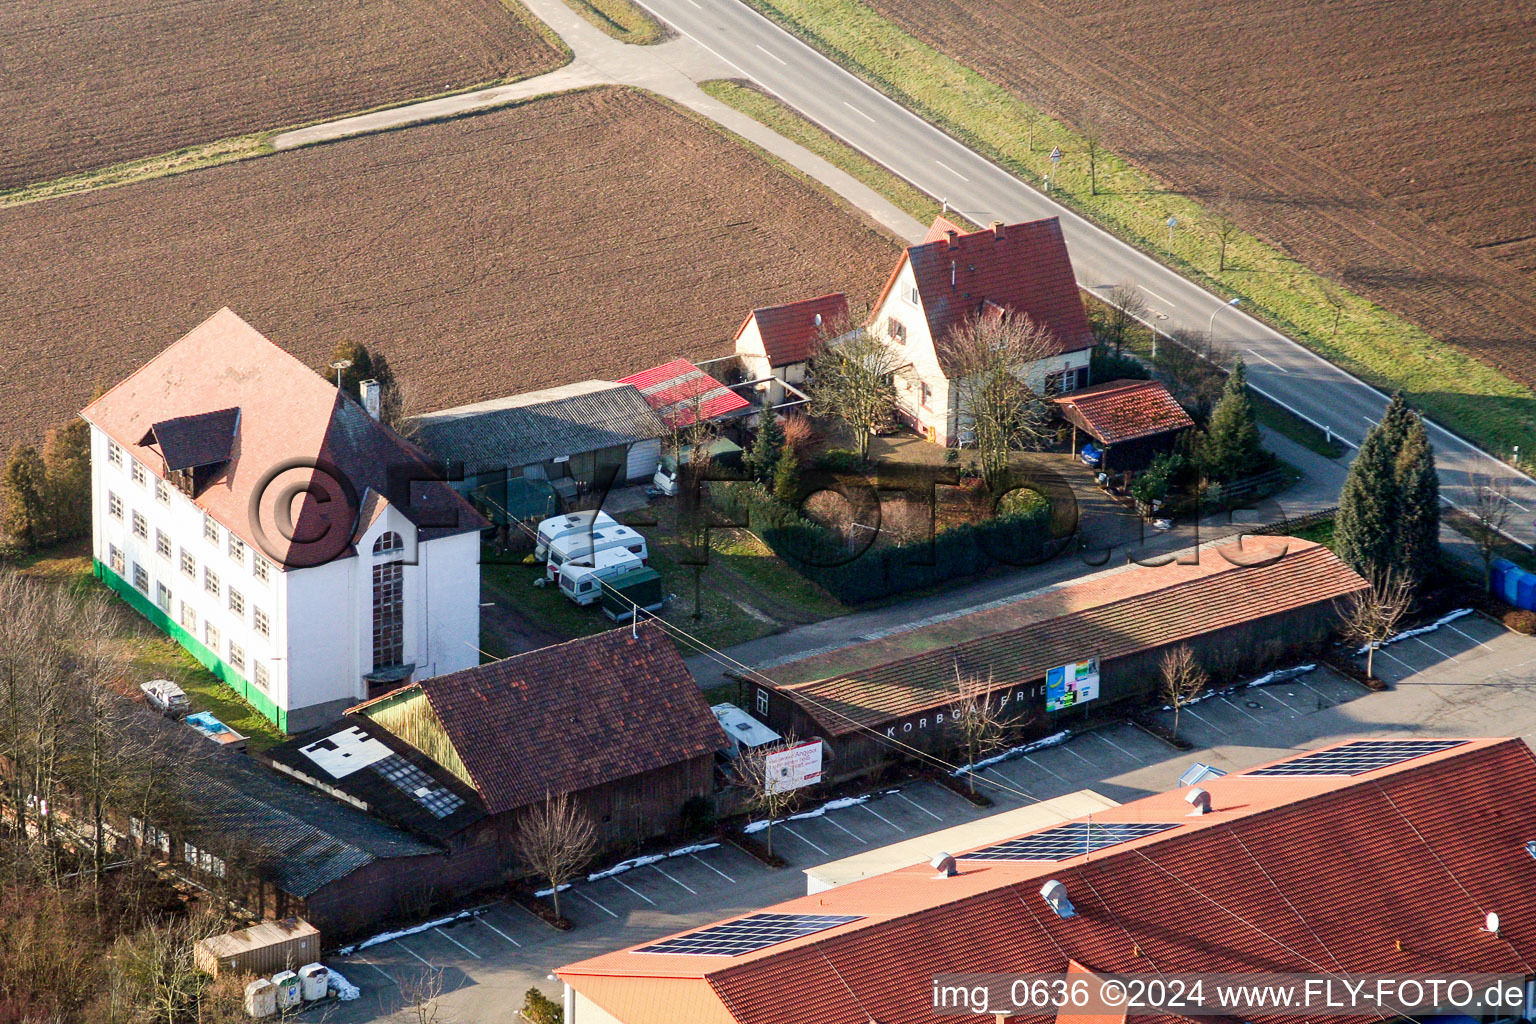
1040, 879, 1076, 919
1186, 788, 1211, 816
991, 221, 1006, 241
1526, 840, 1536, 861
813, 313, 823, 327
945, 229, 959, 250
931, 852, 957, 878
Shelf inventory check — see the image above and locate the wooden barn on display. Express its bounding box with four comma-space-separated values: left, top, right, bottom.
752, 536, 1366, 779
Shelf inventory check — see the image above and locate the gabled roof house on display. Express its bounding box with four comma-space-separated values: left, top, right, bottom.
870, 216, 1095, 446
733, 292, 849, 404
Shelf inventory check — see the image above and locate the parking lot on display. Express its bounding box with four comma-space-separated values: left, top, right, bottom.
322, 612, 1534, 1023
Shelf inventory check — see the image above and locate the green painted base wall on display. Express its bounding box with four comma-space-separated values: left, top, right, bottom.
94, 558, 286, 730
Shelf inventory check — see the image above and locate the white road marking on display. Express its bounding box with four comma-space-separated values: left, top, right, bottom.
574, 888, 619, 918
1022, 753, 1068, 781
691, 853, 735, 882
1414, 635, 1458, 662
651, 864, 698, 893
1447, 623, 1495, 650
783, 825, 828, 854
842, 101, 876, 123
754, 44, 787, 65
935, 160, 971, 182
394, 940, 432, 967
609, 875, 657, 906
1060, 743, 1096, 766
1140, 286, 1175, 306
897, 790, 943, 820
823, 816, 868, 843
477, 917, 522, 947
354, 956, 396, 986
1182, 706, 1231, 737
1377, 646, 1416, 671
859, 802, 904, 832
683, 0, 701, 7
434, 927, 481, 959
1220, 695, 1265, 723
1090, 731, 1141, 761
1246, 348, 1290, 374
1363, 415, 1378, 426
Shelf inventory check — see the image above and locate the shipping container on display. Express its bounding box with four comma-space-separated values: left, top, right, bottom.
194, 918, 321, 978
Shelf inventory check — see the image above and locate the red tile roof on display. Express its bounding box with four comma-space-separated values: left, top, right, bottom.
1054, 378, 1196, 445
387, 624, 727, 815
618, 359, 751, 427
922, 215, 967, 243
737, 293, 848, 368
561, 737, 1536, 1024
879, 217, 1093, 366
80, 308, 483, 567
768, 537, 1365, 736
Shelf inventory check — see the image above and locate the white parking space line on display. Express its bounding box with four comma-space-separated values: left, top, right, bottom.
1022, 753, 1068, 781
1413, 635, 1458, 662
897, 790, 943, 820
783, 825, 828, 855
1377, 646, 1417, 671
691, 853, 735, 883
394, 940, 432, 967
1183, 707, 1232, 737
609, 875, 657, 906
354, 956, 396, 986
823, 816, 868, 844
1089, 731, 1141, 762
843, 101, 876, 123
1220, 695, 1264, 723
1246, 348, 1290, 374
1294, 676, 1335, 705
434, 927, 481, 959
1059, 743, 1096, 766
859, 802, 905, 832
574, 887, 619, 919
754, 44, 787, 65
1260, 688, 1307, 716
1447, 623, 1495, 650
652, 864, 699, 893
477, 916, 522, 947
935, 159, 971, 182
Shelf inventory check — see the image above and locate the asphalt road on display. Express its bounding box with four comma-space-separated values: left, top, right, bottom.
632, 0, 1536, 546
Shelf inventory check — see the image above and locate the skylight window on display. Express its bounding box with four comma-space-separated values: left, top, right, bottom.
636, 913, 863, 956
1244, 739, 1466, 777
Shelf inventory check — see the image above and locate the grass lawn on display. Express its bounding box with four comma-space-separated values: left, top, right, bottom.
736, 0, 1536, 468
1288, 515, 1337, 552
700, 78, 968, 232
1252, 393, 1347, 460
558, 0, 664, 43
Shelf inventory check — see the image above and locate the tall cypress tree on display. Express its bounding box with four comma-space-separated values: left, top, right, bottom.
1392, 410, 1440, 589
1335, 415, 1399, 578
746, 404, 783, 482
0, 443, 49, 549
1200, 359, 1263, 483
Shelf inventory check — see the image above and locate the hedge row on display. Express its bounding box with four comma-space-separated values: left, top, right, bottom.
707, 480, 1049, 604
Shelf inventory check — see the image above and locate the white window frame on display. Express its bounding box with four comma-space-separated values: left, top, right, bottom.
180, 549, 196, 579
228, 588, 244, 618
132, 563, 148, 593
155, 529, 171, 559
204, 568, 219, 598
203, 513, 219, 545
131, 461, 146, 487
108, 492, 123, 520
107, 441, 122, 466
131, 510, 148, 540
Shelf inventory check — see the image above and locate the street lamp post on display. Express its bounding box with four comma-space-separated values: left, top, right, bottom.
1208, 297, 1240, 340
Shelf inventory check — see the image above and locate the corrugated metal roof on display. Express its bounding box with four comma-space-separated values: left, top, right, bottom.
619, 360, 751, 426
413, 380, 666, 470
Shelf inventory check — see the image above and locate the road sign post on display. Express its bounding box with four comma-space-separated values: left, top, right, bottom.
1166, 216, 1178, 249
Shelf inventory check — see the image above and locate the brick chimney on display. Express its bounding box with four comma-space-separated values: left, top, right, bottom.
359, 379, 381, 420
945, 229, 959, 250
991, 220, 1006, 241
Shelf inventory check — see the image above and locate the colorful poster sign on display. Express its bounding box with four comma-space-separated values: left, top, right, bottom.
765, 740, 824, 794
1045, 658, 1100, 712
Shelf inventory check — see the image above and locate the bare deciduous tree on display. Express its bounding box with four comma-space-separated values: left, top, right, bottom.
1467, 473, 1515, 589
949, 670, 1007, 794
1103, 283, 1149, 356
1160, 645, 1208, 740
512, 793, 597, 923
1319, 279, 1348, 339
1081, 119, 1102, 195
398, 967, 449, 1024
1338, 568, 1414, 679
1209, 205, 1240, 274
808, 316, 905, 461
733, 737, 809, 859
937, 312, 1056, 489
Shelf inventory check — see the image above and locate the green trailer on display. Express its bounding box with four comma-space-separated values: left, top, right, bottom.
600, 567, 666, 622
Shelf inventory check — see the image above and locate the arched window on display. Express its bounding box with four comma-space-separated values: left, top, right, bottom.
372, 532, 404, 668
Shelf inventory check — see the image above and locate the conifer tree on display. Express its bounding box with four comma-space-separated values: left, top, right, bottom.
1392, 411, 1440, 589
1199, 359, 1263, 483
1335, 418, 1398, 578
1, 444, 49, 549
747, 405, 783, 482
43, 418, 91, 543
772, 444, 799, 504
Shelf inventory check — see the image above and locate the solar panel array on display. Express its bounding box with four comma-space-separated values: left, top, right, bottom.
964, 821, 1179, 861
373, 755, 465, 818
1244, 739, 1467, 777
636, 913, 863, 956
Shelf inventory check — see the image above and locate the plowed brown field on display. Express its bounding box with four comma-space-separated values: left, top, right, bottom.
866, 0, 1536, 386
0, 0, 565, 189
0, 87, 898, 453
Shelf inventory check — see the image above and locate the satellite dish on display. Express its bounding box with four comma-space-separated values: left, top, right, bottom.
1486, 912, 1500, 934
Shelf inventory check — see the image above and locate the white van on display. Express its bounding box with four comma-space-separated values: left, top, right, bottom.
533, 510, 618, 560
558, 548, 645, 606
545, 524, 648, 581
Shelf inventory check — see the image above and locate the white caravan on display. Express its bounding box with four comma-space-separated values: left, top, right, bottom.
544, 524, 648, 581
558, 548, 645, 606
533, 510, 619, 560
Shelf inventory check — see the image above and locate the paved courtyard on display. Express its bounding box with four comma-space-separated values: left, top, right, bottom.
319, 611, 1534, 1023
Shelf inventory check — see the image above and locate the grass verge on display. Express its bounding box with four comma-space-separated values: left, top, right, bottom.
1252, 393, 1347, 460
700, 78, 973, 231
557, 0, 665, 43
735, 0, 1536, 469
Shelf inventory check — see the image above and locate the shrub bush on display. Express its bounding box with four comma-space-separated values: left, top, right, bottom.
1504, 609, 1536, 635
813, 448, 865, 473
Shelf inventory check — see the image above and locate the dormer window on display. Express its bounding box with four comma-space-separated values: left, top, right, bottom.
141, 407, 240, 500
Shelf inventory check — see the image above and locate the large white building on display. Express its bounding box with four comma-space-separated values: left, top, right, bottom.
82, 309, 485, 733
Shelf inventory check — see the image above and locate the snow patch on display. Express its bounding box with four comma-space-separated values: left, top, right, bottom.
744, 790, 900, 833
337, 909, 477, 956
536, 842, 726, 893
1357, 608, 1473, 655
1245, 664, 1316, 688
326, 968, 360, 1001
952, 730, 1071, 777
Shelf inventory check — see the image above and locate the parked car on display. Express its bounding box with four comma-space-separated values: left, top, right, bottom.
140, 679, 189, 717
652, 437, 745, 496
545, 524, 648, 581
558, 548, 645, 606
533, 510, 619, 560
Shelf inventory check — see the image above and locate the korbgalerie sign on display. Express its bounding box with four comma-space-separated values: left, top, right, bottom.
1045, 658, 1100, 712
766, 740, 824, 794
